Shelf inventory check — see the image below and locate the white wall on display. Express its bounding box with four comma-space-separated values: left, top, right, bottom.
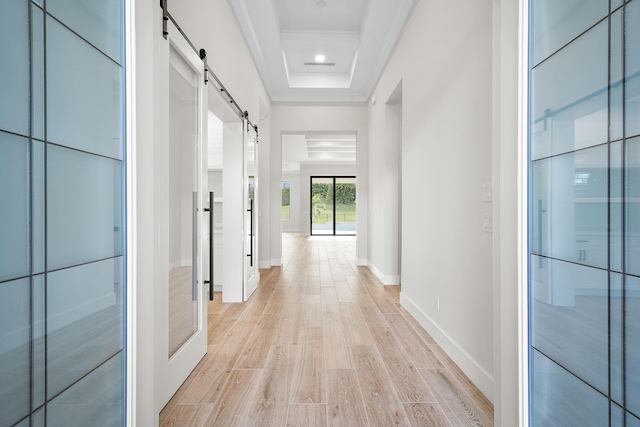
368, 0, 495, 404
270, 105, 368, 265
298, 164, 357, 236
282, 172, 300, 232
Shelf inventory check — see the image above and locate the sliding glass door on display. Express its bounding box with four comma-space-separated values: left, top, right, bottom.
310, 176, 356, 236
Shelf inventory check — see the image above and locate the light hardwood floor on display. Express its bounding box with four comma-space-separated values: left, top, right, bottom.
160, 233, 493, 426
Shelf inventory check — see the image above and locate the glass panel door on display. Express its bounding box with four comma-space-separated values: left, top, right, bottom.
158, 18, 208, 409
311, 177, 335, 235
244, 122, 258, 300
528, 0, 640, 424
311, 176, 356, 236
0, 0, 126, 424
335, 177, 356, 235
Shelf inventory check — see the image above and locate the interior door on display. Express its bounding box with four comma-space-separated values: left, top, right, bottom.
244, 121, 259, 300
158, 20, 208, 408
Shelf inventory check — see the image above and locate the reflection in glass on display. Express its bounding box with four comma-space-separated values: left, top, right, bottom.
626, 0, 640, 137
628, 138, 640, 276
530, 0, 607, 66
47, 353, 123, 427
46, 258, 124, 397
47, 145, 123, 271
0, 132, 29, 282
0, 278, 30, 426
531, 350, 608, 426
168, 44, 198, 357
530, 21, 608, 160
529, 1, 639, 424
47, 17, 123, 160
531, 145, 608, 269
0, 0, 29, 136
627, 275, 640, 415
531, 256, 608, 393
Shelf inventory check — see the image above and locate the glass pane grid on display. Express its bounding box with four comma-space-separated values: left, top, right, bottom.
0, 1, 126, 425
529, 0, 639, 424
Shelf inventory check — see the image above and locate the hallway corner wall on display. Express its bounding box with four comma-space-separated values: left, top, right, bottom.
368, 0, 495, 402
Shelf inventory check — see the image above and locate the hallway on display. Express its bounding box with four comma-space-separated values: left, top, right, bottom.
160, 234, 493, 426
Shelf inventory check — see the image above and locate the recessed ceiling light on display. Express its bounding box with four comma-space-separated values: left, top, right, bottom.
316, 0, 326, 8
315, 54, 325, 62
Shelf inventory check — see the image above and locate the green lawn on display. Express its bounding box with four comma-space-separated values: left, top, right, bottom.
312, 203, 356, 224
282, 205, 290, 221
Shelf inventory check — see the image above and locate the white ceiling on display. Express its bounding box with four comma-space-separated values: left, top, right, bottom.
228, 0, 416, 103
282, 132, 357, 172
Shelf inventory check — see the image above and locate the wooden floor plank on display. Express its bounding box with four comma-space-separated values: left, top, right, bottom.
286, 404, 328, 427
369, 327, 436, 403
325, 369, 369, 427
340, 302, 375, 346
208, 369, 262, 426
160, 404, 216, 427
404, 402, 453, 427
234, 313, 279, 369
419, 368, 493, 426
323, 314, 354, 369
321, 287, 341, 314
352, 345, 411, 426
383, 313, 445, 369
290, 327, 325, 403
246, 345, 294, 426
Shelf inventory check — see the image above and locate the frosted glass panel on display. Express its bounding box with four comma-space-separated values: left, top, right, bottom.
628, 137, 640, 276
0, 0, 29, 136
31, 5, 45, 140
531, 0, 607, 65
531, 145, 609, 268
531, 256, 608, 393
627, 276, 640, 415
33, 141, 45, 274
610, 10, 624, 141
47, 17, 123, 160
531, 22, 608, 160
0, 278, 30, 426
0, 132, 29, 282
168, 44, 199, 357
48, 353, 123, 427
48, 0, 123, 64
47, 145, 122, 270
47, 258, 123, 398
531, 350, 608, 426
626, 0, 640, 137
32, 274, 45, 410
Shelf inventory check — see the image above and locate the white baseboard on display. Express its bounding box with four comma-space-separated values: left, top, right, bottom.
282, 228, 300, 233
400, 292, 494, 402
259, 260, 271, 269
300, 232, 310, 237
170, 259, 192, 270
271, 258, 283, 267
357, 258, 367, 266
367, 262, 401, 286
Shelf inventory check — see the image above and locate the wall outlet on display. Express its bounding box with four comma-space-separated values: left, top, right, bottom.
483, 183, 493, 201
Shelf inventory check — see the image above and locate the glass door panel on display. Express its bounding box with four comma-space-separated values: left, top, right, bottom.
311, 176, 356, 236
244, 122, 258, 300
311, 177, 334, 235
168, 44, 199, 357
335, 177, 356, 235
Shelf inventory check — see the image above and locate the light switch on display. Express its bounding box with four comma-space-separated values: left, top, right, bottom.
483, 184, 492, 201
483, 214, 493, 233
